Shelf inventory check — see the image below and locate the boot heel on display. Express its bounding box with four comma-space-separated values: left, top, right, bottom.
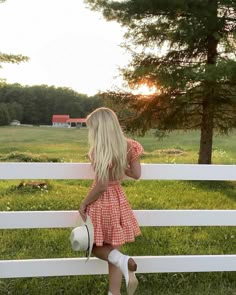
127, 271, 138, 295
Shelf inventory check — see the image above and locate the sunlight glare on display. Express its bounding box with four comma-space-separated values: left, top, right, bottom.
131, 84, 158, 95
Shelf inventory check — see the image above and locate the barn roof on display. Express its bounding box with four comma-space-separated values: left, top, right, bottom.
52, 115, 70, 123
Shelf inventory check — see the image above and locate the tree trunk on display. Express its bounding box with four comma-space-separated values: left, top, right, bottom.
198, 99, 214, 164
198, 0, 218, 164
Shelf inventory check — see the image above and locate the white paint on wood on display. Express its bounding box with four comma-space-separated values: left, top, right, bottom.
1, 210, 236, 229
134, 210, 236, 226
141, 164, 236, 180
0, 163, 235, 180
0, 163, 95, 180
1, 255, 236, 278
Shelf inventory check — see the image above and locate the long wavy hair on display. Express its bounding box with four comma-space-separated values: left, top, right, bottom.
86, 107, 128, 181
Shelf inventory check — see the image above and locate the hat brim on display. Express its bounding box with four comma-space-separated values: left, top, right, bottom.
84, 215, 94, 259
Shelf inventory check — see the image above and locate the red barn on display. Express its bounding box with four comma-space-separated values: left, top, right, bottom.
52, 115, 86, 128
52, 115, 70, 127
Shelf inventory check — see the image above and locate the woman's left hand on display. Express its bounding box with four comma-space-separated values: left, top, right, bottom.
79, 202, 87, 222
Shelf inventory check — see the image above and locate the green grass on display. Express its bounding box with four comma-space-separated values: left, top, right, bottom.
0, 126, 235, 163
0, 126, 89, 162
0, 126, 236, 294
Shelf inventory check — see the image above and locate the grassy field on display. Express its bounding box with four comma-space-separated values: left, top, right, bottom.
0, 126, 236, 295
0, 126, 235, 163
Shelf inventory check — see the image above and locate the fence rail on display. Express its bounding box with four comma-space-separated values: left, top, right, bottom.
0, 163, 235, 180
1, 255, 236, 278
0, 163, 236, 278
1, 210, 236, 229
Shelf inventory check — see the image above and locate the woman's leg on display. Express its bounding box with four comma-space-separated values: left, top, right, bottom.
92, 244, 115, 261
108, 261, 122, 295
92, 245, 122, 295
107, 248, 138, 295
92, 244, 137, 270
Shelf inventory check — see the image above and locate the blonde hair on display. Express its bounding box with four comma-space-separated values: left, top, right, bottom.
86, 107, 128, 182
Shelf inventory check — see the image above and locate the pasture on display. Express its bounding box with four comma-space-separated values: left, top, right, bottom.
0, 126, 236, 295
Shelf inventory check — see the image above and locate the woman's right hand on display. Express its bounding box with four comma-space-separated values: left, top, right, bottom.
79, 202, 87, 222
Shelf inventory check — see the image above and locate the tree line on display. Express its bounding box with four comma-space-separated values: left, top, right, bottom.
0, 83, 103, 125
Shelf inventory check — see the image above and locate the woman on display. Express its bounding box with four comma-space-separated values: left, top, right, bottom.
79, 107, 144, 295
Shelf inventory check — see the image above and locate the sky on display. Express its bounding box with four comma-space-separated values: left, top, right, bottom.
0, 0, 131, 95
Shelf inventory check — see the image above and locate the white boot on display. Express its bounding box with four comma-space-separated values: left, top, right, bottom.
108, 249, 138, 295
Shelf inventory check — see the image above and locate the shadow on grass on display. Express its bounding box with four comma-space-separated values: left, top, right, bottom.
188, 180, 236, 201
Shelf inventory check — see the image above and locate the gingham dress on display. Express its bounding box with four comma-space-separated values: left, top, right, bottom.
86, 139, 144, 246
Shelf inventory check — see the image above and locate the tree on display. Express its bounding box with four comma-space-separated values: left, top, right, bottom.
0, 23, 29, 82
0, 53, 29, 84
7, 102, 23, 121
86, 0, 236, 164
0, 102, 10, 125
1, 0, 29, 83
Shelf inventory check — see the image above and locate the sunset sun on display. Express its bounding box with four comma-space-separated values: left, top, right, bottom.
131, 84, 158, 96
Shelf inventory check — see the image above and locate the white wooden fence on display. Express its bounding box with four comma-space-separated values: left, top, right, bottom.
0, 163, 236, 279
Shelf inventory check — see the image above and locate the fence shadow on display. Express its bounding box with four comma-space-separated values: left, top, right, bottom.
188, 180, 236, 201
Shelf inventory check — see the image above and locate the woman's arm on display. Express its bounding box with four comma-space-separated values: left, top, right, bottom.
125, 159, 141, 180
79, 178, 108, 221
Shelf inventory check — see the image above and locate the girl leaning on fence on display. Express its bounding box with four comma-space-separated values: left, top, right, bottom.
79, 107, 144, 295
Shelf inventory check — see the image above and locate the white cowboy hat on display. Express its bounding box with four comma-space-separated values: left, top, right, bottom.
70, 214, 94, 260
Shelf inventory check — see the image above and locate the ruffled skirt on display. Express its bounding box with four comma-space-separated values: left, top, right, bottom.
86, 181, 141, 246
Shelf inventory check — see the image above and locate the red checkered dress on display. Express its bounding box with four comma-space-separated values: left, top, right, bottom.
86, 139, 144, 246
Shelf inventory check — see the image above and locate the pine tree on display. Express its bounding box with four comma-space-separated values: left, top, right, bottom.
86, 0, 236, 164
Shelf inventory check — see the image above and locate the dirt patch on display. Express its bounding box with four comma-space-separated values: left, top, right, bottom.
156, 148, 185, 155
144, 148, 185, 156
17, 181, 48, 189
